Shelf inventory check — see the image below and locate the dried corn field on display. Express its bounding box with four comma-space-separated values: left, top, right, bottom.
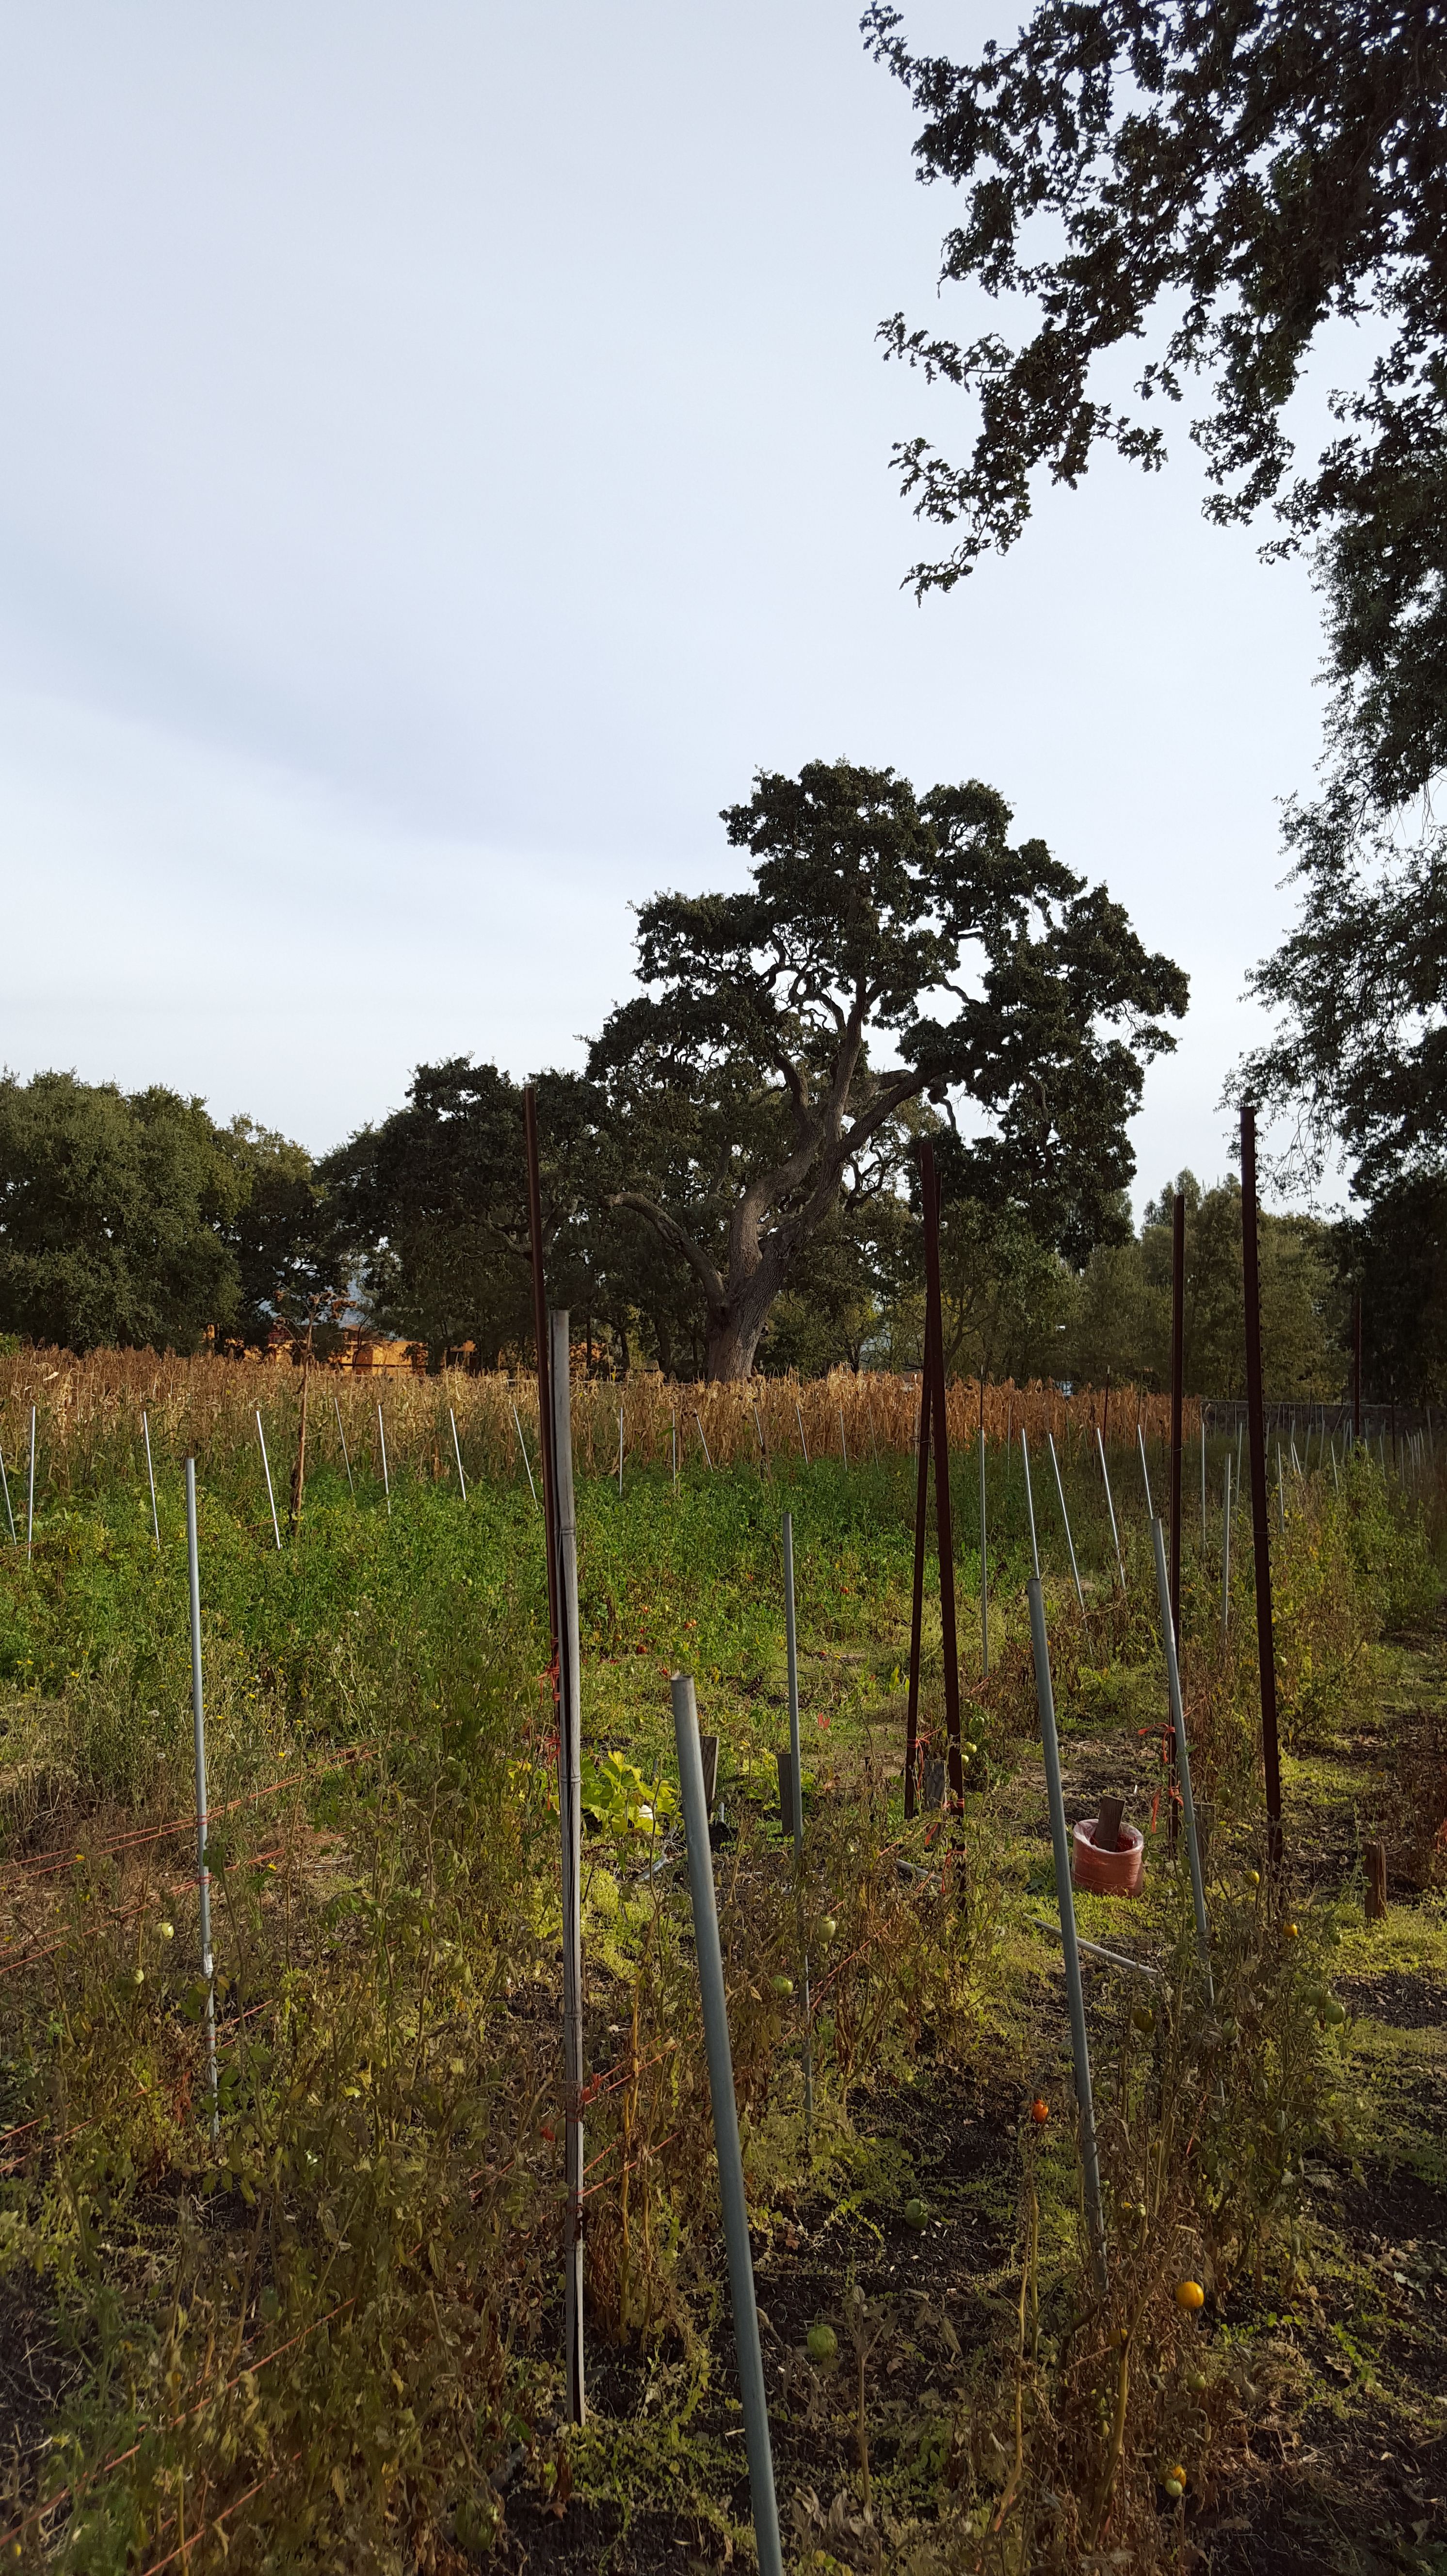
0, 1345, 1198, 1503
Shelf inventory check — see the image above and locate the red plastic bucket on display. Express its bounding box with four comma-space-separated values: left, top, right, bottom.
1072, 1819, 1144, 1898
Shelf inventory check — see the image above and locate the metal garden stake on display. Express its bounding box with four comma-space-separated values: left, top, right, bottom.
1150, 1516, 1213, 1995
1020, 1428, 1041, 1578
1047, 1431, 1085, 1612
377, 1406, 391, 1516
26, 1405, 35, 1563
184, 1460, 219, 2140
510, 1402, 539, 1508
1097, 1427, 1125, 1590
333, 1395, 355, 1498
1026, 1578, 1107, 2290
549, 1312, 586, 2424
450, 1407, 467, 1501
255, 1410, 281, 1550
1221, 1454, 1232, 1643
142, 1409, 160, 1548
0, 1441, 14, 1547
782, 1512, 813, 2137
795, 1401, 809, 1465
671, 1671, 784, 2576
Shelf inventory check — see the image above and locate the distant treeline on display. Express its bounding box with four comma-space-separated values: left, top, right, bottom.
0, 1066, 1434, 1403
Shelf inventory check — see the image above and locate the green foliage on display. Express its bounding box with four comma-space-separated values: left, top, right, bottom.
863, 0, 1444, 785
592, 757, 1186, 1379
0, 1074, 245, 1356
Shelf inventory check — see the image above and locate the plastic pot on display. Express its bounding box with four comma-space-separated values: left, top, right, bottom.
1072, 1819, 1144, 1898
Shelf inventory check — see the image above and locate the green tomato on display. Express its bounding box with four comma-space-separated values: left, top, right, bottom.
1323, 1997, 1346, 2026
806, 2322, 837, 2363
771, 1975, 794, 1999
819, 1916, 837, 1941
904, 2197, 929, 2233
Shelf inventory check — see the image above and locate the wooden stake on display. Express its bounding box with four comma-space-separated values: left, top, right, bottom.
549, 1311, 585, 2424
921, 1144, 963, 1804
523, 1085, 560, 1680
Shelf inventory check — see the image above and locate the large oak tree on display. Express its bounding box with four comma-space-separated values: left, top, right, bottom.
589, 759, 1187, 1381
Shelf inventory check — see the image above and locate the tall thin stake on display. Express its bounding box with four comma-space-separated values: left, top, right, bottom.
1353, 1294, 1363, 1443
1240, 1106, 1284, 1876
904, 1308, 933, 1819
694, 1410, 714, 1469
510, 1402, 539, 1508
1047, 1432, 1084, 1612
1221, 1453, 1232, 1642
1169, 1193, 1185, 1645
795, 1401, 809, 1465
450, 1408, 467, 1502
256, 1410, 281, 1549
671, 1672, 784, 2576
142, 1409, 160, 1549
184, 1460, 219, 2141
1137, 1421, 1154, 1518
1026, 1578, 1106, 2290
1150, 1516, 1213, 1994
26, 1406, 35, 1564
549, 1312, 585, 2424
838, 1404, 848, 1468
921, 1144, 963, 1803
333, 1395, 355, 1498
617, 1406, 624, 1498
782, 1512, 813, 2137
1020, 1428, 1041, 1578
979, 1384, 989, 1676
375, 1407, 391, 1518
1097, 1428, 1125, 1589
523, 1085, 560, 1680
0, 1443, 14, 1548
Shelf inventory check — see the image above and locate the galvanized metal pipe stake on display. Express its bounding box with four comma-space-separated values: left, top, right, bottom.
1026, 1578, 1107, 2291
617, 1406, 624, 1498
782, 1513, 813, 2137
1137, 1422, 1154, 1519
838, 1404, 848, 1468
184, 1460, 219, 2141
142, 1410, 160, 1549
1047, 1432, 1085, 1612
795, 1401, 809, 1466
376, 1407, 391, 1518
0, 1443, 15, 1547
333, 1395, 355, 1499
255, 1410, 281, 1549
1020, 1429, 1041, 1578
450, 1407, 467, 1502
510, 1402, 539, 1508
26, 1405, 35, 1563
1097, 1428, 1125, 1590
671, 1671, 784, 2576
694, 1410, 714, 1470
1221, 1455, 1232, 1643
1150, 1516, 1214, 1998
549, 1312, 586, 2425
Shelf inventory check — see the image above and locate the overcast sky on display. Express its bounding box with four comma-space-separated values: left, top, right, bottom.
0, 2, 1336, 1209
